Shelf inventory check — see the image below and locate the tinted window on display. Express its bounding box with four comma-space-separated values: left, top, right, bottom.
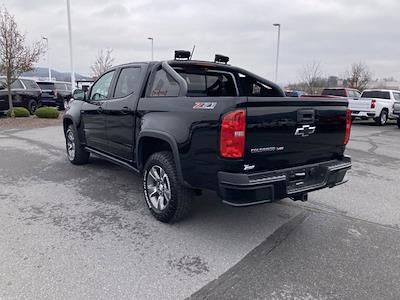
393, 93, 400, 101
178, 71, 237, 97
55, 83, 66, 90
21, 79, 39, 89
11, 80, 23, 89
322, 89, 346, 97
90, 71, 115, 101
150, 69, 180, 97
114, 67, 141, 98
237, 74, 280, 97
361, 91, 390, 99
38, 83, 55, 91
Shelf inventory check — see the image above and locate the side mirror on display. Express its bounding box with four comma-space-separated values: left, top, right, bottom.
72, 89, 86, 101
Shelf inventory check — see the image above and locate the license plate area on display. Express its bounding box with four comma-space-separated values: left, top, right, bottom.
287, 165, 327, 192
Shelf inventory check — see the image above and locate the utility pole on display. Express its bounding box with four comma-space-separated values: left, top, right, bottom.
42, 37, 52, 81
147, 37, 154, 61
66, 0, 76, 88
273, 23, 281, 83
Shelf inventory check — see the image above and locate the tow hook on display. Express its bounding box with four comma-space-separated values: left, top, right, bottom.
290, 193, 308, 202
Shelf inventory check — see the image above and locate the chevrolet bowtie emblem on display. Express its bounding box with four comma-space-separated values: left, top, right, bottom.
295, 125, 316, 137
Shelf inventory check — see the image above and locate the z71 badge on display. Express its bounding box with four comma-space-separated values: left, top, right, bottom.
193, 102, 217, 110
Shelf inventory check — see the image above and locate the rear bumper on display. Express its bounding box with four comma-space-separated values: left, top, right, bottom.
351, 110, 376, 118
218, 156, 351, 206
39, 97, 57, 107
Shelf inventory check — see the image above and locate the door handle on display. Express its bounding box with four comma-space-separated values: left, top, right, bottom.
121, 106, 131, 114
297, 109, 315, 124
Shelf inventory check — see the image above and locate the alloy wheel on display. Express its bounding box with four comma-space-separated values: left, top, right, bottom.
146, 165, 172, 211
66, 129, 75, 160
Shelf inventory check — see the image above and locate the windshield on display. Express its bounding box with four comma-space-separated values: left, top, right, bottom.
38, 83, 55, 91
361, 91, 390, 99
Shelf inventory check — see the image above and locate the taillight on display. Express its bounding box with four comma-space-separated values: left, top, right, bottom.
371, 99, 376, 109
344, 109, 352, 145
220, 109, 246, 158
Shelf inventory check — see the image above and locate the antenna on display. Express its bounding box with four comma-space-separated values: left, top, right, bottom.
190, 45, 196, 60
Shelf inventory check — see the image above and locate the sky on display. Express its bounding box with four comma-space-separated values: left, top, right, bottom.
3, 0, 399, 84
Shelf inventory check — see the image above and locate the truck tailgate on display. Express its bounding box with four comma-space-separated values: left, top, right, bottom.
244, 97, 348, 172
348, 98, 372, 112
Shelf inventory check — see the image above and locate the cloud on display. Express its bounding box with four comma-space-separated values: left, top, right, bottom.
3, 0, 399, 83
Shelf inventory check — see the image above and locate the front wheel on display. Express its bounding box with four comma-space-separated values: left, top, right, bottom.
374, 109, 388, 126
65, 125, 90, 165
28, 99, 38, 114
143, 152, 192, 223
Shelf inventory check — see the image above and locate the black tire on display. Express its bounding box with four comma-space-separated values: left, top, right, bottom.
397, 118, 400, 129
143, 151, 192, 223
28, 99, 38, 114
374, 109, 388, 126
65, 125, 90, 165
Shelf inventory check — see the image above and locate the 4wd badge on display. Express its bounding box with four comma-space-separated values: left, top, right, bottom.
193, 102, 217, 110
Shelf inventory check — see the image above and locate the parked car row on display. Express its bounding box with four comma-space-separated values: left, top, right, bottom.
285, 87, 400, 126
0, 77, 73, 114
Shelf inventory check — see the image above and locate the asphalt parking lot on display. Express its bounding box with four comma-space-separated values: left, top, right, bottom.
1, 121, 399, 299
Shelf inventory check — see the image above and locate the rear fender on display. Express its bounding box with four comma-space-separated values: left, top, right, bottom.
136, 130, 188, 187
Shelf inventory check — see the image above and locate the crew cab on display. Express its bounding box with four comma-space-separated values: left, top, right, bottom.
37, 81, 73, 110
63, 52, 352, 223
349, 89, 400, 125
0, 77, 42, 114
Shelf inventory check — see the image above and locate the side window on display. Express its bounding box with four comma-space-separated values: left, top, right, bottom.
55, 83, 66, 90
114, 67, 141, 98
90, 71, 115, 101
238, 74, 281, 97
21, 79, 38, 89
393, 93, 400, 101
150, 69, 180, 97
11, 79, 23, 89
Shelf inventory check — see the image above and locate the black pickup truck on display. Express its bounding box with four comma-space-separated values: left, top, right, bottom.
64, 52, 352, 223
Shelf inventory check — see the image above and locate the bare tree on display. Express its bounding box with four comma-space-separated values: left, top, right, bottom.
299, 61, 323, 95
0, 7, 43, 116
91, 48, 114, 78
345, 62, 371, 91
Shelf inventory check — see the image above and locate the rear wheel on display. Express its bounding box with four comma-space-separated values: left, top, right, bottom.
28, 99, 38, 114
374, 109, 388, 126
143, 151, 192, 223
65, 125, 90, 165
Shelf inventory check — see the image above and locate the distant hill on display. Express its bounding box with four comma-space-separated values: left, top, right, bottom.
22, 67, 92, 82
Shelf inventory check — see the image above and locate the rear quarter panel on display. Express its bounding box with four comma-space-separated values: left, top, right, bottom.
136, 96, 245, 190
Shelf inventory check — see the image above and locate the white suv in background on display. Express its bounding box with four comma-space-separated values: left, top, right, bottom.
349, 89, 400, 125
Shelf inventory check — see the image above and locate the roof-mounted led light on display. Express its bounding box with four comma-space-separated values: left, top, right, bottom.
174, 50, 191, 60
214, 54, 229, 64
